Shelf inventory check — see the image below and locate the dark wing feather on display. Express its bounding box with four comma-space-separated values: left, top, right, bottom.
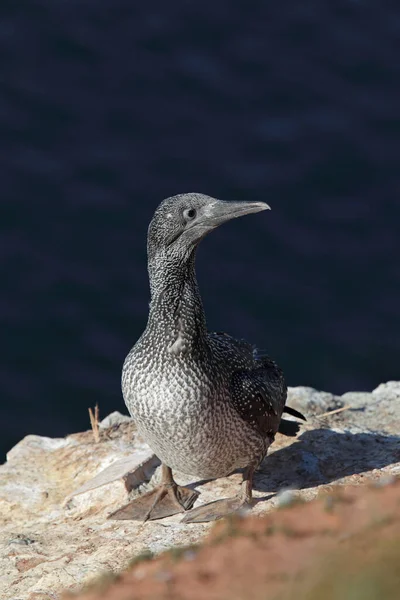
229, 357, 286, 440
210, 333, 305, 439
209, 331, 255, 362
283, 405, 307, 421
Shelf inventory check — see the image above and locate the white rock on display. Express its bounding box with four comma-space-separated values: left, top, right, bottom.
99, 411, 133, 429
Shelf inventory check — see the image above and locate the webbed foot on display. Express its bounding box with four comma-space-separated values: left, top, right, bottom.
181, 494, 250, 523
108, 464, 198, 521
182, 464, 255, 523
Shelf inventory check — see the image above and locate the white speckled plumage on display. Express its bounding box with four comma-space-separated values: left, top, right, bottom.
122, 193, 288, 481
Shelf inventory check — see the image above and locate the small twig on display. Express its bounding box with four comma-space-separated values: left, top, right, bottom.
89, 404, 100, 443
317, 405, 351, 419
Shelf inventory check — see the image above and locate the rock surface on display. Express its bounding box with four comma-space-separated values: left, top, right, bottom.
1, 382, 399, 599
67, 478, 400, 600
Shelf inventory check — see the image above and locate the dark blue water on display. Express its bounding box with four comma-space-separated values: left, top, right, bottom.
1, 1, 399, 460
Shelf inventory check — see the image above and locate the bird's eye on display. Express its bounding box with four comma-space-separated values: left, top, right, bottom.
183, 208, 197, 221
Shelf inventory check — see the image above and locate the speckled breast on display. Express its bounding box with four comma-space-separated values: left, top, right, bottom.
122, 353, 266, 480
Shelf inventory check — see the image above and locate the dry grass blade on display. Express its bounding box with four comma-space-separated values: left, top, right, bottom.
89, 404, 100, 443
317, 405, 351, 419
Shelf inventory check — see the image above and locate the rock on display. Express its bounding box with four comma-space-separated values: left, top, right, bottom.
287, 380, 400, 436
1, 383, 399, 599
287, 386, 344, 416
65, 479, 400, 600
99, 412, 133, 429
275, 488, 301, 508
65, 451, 160, 518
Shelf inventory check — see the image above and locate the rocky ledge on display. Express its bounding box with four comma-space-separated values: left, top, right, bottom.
1, 382, 399, 599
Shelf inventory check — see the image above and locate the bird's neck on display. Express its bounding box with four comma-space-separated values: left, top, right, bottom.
146, 251, 207, 353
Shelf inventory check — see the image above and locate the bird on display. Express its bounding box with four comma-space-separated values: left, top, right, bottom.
109, 193, 305, 523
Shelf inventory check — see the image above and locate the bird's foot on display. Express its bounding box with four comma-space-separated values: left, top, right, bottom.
181, 494, 251, 523
108, 483, 199, 522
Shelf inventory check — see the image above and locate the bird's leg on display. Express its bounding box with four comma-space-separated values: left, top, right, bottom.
108, 463, 198, 521
181, 466, 255, 524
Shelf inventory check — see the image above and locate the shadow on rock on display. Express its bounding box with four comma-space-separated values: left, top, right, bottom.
254, 429, 400, 493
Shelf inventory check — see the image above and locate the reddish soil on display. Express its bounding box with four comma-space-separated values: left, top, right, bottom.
66, 479, 400, 600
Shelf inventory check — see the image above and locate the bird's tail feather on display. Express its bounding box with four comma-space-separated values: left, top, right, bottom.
283, 405, 307, 421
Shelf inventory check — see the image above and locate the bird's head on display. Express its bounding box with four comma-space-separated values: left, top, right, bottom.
147, 193, 270, 263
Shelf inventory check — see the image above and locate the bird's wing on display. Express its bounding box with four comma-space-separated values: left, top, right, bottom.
208, 331, 255, 361
208, 332, 304, 439
229, 359, 287, 440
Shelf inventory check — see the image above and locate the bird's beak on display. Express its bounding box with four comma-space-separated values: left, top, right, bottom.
198, 200, 271, 231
